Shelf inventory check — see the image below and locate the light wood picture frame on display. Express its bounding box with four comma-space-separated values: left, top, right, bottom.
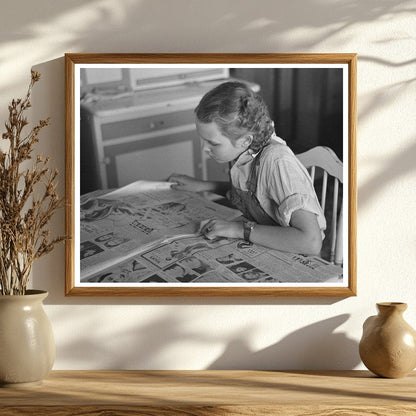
65, 53, 356, 296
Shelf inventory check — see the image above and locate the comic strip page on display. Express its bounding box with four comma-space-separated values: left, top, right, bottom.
83, 235, 343, 284
80, 181, 241, 280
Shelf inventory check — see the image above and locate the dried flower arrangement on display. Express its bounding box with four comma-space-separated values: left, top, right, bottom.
0, 71, 66, 295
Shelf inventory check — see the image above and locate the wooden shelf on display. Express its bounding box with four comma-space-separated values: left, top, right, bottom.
1, 370, 415, 415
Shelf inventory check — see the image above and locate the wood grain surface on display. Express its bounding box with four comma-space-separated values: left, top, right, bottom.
1, 370, 415, 415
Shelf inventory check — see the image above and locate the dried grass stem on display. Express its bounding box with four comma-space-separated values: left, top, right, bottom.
0, 71, 66, 295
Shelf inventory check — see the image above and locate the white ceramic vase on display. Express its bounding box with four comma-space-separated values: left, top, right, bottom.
0, 290, 55, 387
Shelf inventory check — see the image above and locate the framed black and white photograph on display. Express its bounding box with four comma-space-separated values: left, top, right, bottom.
65, 53, 356, 296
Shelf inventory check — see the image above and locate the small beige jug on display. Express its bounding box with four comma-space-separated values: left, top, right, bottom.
359, 302, 416, 378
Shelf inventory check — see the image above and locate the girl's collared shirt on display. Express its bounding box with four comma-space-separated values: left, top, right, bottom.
230, 135, 327, 236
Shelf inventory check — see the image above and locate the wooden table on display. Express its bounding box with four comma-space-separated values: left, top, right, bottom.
1, 370, 415, 415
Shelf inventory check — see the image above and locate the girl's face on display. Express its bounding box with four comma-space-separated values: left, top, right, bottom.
196, 120, 250, 163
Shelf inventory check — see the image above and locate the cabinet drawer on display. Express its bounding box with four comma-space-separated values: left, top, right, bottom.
103, 130, 203, 188
101, 109, 195, 141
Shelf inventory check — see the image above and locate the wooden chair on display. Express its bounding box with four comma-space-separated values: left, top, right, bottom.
296, 146, 343, 265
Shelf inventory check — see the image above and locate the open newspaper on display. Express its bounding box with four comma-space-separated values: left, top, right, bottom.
80, 181, 343, 284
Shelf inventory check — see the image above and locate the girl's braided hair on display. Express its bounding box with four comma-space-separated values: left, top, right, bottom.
195, 81, 274, 152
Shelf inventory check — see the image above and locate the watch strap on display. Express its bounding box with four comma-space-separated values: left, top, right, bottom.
243, 221, 256, 242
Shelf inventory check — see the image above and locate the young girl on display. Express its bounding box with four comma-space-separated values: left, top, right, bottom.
169, 81, 326, 256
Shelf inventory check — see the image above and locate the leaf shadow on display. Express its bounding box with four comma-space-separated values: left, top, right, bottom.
207, 314, 360, 370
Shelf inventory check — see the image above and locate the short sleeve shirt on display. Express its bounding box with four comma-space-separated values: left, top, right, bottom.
230, 137, 327, 234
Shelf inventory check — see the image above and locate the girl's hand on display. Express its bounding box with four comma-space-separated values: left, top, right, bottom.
199, 219, 244, 240
168, 174, 207, 192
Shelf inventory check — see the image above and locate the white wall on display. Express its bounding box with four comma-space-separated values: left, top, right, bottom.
1, 0, 415, 370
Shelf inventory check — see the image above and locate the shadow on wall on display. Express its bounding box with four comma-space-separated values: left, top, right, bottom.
54, 311, 212, 369
207, 314, 360, 370
54, 310, 359, 370
30, 56, 67, 300
359, 140, 416, 210
0, 0, 414, 97
1, 1, 414, 51
52, 303, 359, 369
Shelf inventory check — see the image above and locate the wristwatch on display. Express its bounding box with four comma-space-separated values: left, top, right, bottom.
243, 221, 256, 242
